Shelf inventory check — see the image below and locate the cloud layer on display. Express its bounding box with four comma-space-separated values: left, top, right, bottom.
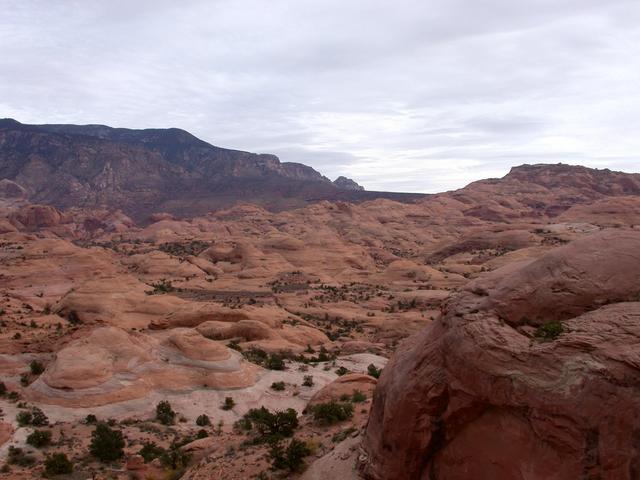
1, 0, 639, 192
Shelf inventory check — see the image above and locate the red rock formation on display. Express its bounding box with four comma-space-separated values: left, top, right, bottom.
361, 230, 640, 480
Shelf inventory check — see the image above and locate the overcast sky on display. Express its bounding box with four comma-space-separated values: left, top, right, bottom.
1, 0, 639, 192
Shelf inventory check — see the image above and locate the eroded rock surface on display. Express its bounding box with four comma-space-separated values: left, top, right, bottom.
361, 230, 640, 480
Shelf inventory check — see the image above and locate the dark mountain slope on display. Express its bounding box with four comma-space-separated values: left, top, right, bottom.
0, 119, 423, 221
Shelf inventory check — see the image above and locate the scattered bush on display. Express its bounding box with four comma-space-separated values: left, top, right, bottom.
271, 381, 286, 391
196, 429, 208, 439
351, 390, 367, 403
31, 407, 49, 426
19, 373, 29, 386
302, 375, 314, 387
332, 426, 357, 443
156, 400, 176, 425
44, 453, 73, 476
535, 321, 564, 340
160, 442, 191, 470
237, 407, 298, 442
16, 410, 32, 426
26, 429, 52, 448
335, 366, 349, 376
139, 441, 165, 463
196, 414, 211, 426
7, 446, 35, 467
266, 353, 286, 370
367, 363, 381, 379
30, 360, 45, 375
222, 397, 235, 411
89, 422, 125, 462
311, 401, 354, 425
85, 414, 97, 424
269, 438, 311, 472
0, 381, 6, 395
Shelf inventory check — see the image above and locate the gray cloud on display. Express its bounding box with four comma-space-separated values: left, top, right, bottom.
1, 0, 639, 192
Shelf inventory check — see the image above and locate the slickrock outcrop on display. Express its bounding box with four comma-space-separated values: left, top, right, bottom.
309, 374, 377, 406
361, 230, 640, 480
28, 326, 259, 407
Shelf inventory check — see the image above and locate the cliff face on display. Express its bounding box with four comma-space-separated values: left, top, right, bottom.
0, 119, 405, 221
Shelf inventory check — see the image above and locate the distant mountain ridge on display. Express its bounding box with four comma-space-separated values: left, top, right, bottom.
0, 119, 414, 220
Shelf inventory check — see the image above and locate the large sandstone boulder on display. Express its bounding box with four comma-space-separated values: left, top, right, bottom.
361, 230, 640, 480
9, 204, 68, 229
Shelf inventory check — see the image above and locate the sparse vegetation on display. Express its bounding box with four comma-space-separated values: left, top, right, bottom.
367, 363, 382, 378
302, 375, 314, 387
352, 390, 367, 403
335, 366, 349, 376
156, 400, 176, 425
16, 407, 48, 427
85, 414, 97, 424
44, 453, 73, 476
236, 407, 299, 442
146, 278, 176, 295
7, 446, 35, 467
222, 396, 236, 410
271, 381, 286, 391
30, 360, 45, 375
89, 422, 125, 462
269, 438, 311, 472
535, 321, 564, 341
26, 429, 52, 447
196, 414, 211, 426
139, 441, 165, 463
311, 401, 354, 425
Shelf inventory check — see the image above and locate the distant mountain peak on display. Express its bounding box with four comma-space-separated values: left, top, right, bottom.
333, 176, 364, 191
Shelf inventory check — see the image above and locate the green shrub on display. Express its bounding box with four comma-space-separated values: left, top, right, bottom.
239, 407, 298, 442
85, 414, 97, 424
266, 353, 286, 370
367, 363, 381, 379
271, 381, 285, 391
7, 446, 35, 467
89, 423, 125, 462
352, 390, 367, 403
31, 407, 48, 426
332, 426, 357, 443
535, 321, 564, 340
196, 414, 211, 426
311, 401, 354, 425
269, 438, 311, 472
156, 400, 176, 425
44, 453, 73, 476
302, 375, 314, 387
139, 441, 165, 463
26, 429, 52, 448
221, 397, 235, 411
16, 410, 32, 426
160, 442, 191, 470
196, 429, 208, 439
335, 366, 349, 376
30, 360, 45, 375
0, 381, 6, 395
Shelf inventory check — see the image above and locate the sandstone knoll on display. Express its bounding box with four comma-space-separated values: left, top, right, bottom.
361, 230, 640, 480
0, 119, 422, 221
27, 326, 259, 407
